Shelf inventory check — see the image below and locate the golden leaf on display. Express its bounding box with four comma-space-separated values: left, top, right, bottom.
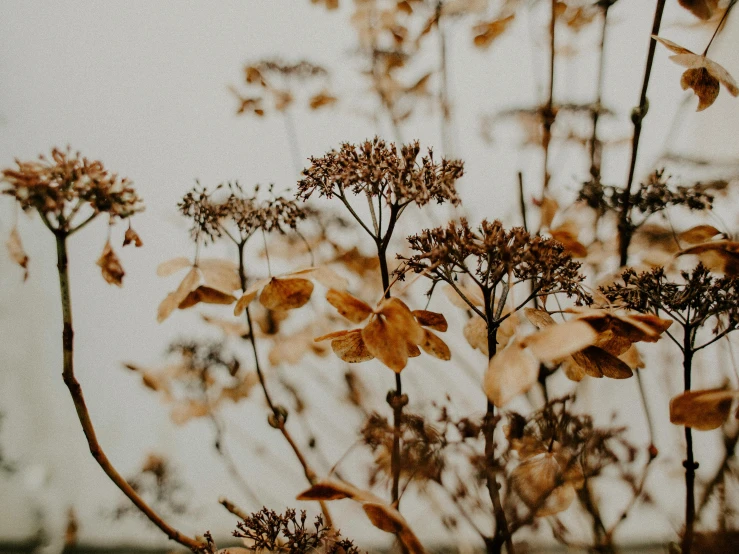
6, 226, 29, 280
326, 289, 373, 323
259, 277, 314, 310
420, 329, 451, 360
484, 340, 539, 407
670, 389, 739, 431
97, 240, 125, 287
412, 310, 448, 332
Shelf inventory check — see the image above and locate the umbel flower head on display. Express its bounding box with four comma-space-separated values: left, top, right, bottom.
297, 138, 463, 209
654, 35, 738, 111
2, 146, 142, 229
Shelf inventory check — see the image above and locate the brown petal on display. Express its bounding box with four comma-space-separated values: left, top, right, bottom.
362, 315, 410, 372
670, 389, 739, 431
679, 224, 722, 245
178, 286, 236, 309
572, 346, 633, 379
705, 57, 739, 96
362, 503, 426, 554
198, 258, 241, 293
406, 342, 422, 358
521, 320, 599, 362
653, 36, 695, 57
524, 308, 556, 329
678, 0, 720, 20
6, 226, 29, 280
376, 298, 425, 345
484, 340, 539, 407
679, 241, 739, 276
97, 241, 125, 287
122, 226, 143, 247
259, 277, 314, 310
156, 256, 191, 277
289, 266, 349, 290
463, 316, 489, 355
326, 289, 373, 323
412, 310, 448, 332
539, 195, 559, 230
420, 329, 451, 360
316, 329, 375, 364
681, 67, 720, 111
512, 452, 577, 517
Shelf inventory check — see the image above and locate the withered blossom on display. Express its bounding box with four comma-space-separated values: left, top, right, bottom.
2, 147, 143, 229
654, 35, 738, 111
298, 138, 463, 209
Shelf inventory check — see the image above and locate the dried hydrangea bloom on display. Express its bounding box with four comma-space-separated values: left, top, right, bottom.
2, 147, 143, 229
298, 138, 463, 208
654, 35, 738, 111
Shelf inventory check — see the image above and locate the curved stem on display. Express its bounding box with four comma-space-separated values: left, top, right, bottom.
55, 233, 204, 551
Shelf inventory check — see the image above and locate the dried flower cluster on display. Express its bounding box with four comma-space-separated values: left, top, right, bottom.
298, 138, 463, 208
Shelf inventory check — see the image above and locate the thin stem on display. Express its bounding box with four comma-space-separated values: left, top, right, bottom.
236, 246, 333, 527
517, 172, 528, 232
54, 233, 204, 551
482, 289, 514, 554
682, 334, 697, 554
619, 0, 667, 266
589, 4, 610, 179
541, 0, 557, 192
220, 497, 250, 520
703, 0, 736, 56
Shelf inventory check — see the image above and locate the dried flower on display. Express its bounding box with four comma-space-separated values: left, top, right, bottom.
97, 240, 125, 287
653, 35, 738, 111
1, 147, 143, 231
5, 226, 29, 280
298, 138, 463, 209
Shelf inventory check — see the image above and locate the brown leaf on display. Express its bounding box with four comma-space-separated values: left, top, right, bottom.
97, 241, 125, 287
412, 310, 448, 332
670, 389, 739, 430
156, 256, 191, 277
158, 267, 200, 322
326, 289, 373, 323
362, 503, 426, 554
316, 329, 374, 363
259, 277, 314, 310
678, 0, 720, 20
6, 226, 29, 280
463, 316, 489, 355
198, 258, 241, 293
122, 226, 143, 247
682, 67, 720, 111
484, 339, 539, 407
419, 329, 451, 360
678, 224, 722, 245
511, 452, 577, 517
179, 286, 236, 309
521, 320, 599, 362
572, 346, 633, 379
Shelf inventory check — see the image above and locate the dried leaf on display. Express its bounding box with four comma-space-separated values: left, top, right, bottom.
521, 320, 599, 362
178, 286, 236, 309
484, 340, 539, 407
682, 67, 720, 111
412, 310, 448, 332
6, 226, 29, 280
678, 0, 720, 20
511, 452, 577, 517
463, 316, 489, 355
316, 329, 374, 363
670, 389, 739, 430
419, 329, 451, 360
157, 256, 191, 277
97, 241, 125, 287
572, 346, 633, 379
678, 224, 722, 245
122, 226, 143, 247
524, 308, 556, 329
198, 258, 240, 293
326, 289, 373, 323
259, 277, 314, 310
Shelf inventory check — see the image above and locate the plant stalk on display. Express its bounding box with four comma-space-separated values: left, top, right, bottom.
55, 233, 204, 551
682, 337, 697, 554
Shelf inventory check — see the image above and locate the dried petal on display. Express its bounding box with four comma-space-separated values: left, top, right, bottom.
157, 256, 191, 277
681, 67, 720, 111
678, 0, 720, 20
290, 266, 349, 290
463, 316, 489, 355
178, 286, 236, 309
419, 330, 451, 360
259, 277, 314, 310
484, 340, 539, 407
678, 224, 722, 244
97, 241, 125, 287
412, 310, 448, 332
521, 320, 599, 362
511, 452, 577, 517
198, 258, 241, 293
6, 226, 29, 280
670, 389, 739, 431
572, 346, 633, 379
362, 315, 411, 372
326, 289, 373, 323
376, 298, 425, 345
316, 329, 375, 363
122, 226, 143, 247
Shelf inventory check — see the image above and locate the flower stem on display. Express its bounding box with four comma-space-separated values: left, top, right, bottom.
619, 0, 666, 266
682, 337, 697, 554
55, 233, 204, 551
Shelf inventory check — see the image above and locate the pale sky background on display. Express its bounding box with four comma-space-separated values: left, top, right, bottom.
1, 1, 738, 551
